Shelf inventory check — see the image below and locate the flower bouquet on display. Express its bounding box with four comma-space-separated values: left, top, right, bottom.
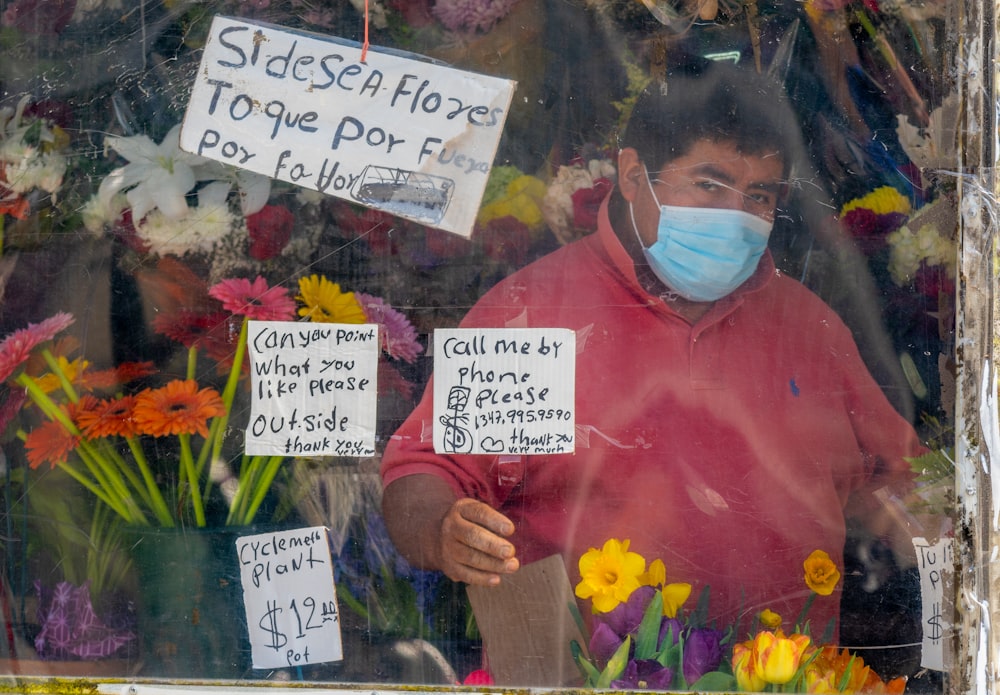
1, 269, 422, 528
571, 539, 907, 693
542, 147, 617, 245
0, 95, 70, 257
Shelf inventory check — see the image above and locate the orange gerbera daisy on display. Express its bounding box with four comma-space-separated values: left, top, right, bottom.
76, 394, 139, 439
132, 380, 225, 438
24, 417, 79, 469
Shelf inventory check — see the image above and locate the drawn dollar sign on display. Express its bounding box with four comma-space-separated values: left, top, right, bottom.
259, 599, 288, 651
926, 602, 943, 641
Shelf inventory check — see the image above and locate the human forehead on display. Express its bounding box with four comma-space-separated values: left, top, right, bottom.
650, 139, 785, 184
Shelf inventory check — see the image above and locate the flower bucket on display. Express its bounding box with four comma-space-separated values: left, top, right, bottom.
123, 526, 252, 679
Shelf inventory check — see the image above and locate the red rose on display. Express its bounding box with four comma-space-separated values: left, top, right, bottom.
246, 204, 294, 260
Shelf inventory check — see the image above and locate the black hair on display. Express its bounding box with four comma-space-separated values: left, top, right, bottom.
620, 58, 802, 177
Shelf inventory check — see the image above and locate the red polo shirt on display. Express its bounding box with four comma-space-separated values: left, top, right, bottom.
382, 199, 920, 636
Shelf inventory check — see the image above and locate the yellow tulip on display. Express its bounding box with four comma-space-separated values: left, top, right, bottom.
732, 641, 766, 692
752, 630, 810, 685
759, 608, 782, 630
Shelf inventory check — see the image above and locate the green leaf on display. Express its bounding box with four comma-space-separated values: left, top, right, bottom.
690, 671, 739, 691
597, 635, 631, 689
571, 640, 602, 686
689, 584, 713, 627
636, 590, 664, 658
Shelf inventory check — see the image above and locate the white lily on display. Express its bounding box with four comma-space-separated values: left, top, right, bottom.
97, 124, 211, 223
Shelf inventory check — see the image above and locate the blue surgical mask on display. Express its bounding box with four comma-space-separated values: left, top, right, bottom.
630, 173, 772, 302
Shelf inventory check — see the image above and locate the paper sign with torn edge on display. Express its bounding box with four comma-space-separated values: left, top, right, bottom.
180, 15, 516, 237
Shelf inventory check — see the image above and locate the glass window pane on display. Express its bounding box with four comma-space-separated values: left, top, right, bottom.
0, 0, 969, 691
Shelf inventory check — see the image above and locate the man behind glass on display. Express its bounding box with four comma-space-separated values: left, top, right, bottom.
380, 58, 923, 639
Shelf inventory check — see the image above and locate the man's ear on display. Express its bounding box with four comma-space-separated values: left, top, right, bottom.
617, 147, 644, 203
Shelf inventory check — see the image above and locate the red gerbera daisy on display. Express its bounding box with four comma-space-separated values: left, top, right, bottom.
80, 361, 157, 392
25, 416, 79, 469
131, 380, 225, 438
0, 313, 74, 383
208, 276, 297, 321
76, 394, 139, 439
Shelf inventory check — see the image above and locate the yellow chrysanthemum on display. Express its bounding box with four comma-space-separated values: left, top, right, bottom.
477, 174, 546, 230
840, 186, 911, 217
574, 538, 646, 613
296, 274, 366, 324
803, 549, 841, 596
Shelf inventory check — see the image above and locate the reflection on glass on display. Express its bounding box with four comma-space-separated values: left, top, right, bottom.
0, 0, 956, 691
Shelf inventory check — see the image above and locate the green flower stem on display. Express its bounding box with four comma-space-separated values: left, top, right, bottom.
72, 441, 145, 523
90, 436, 158, 516
125, 436, 175, 526
194, 319, 247, 483
55, 460, 134, 521
186, 345, 198, 381
16, 372, 141, 522
41, 349, 79, 402
793, 591, 816, 632
179, 433, 206, 527
233, 455, 284, 526
213, 317, 249, 464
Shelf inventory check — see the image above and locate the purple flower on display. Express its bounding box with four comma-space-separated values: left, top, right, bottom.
602, 585, 656, 637
611, 659, 675, 690
682, 628, 724, 684
355, 292, 424, 364
589, 621, 625, 663
659, 617, 685, 648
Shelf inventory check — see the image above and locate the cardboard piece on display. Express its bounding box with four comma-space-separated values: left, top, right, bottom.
467, 554, 587, 687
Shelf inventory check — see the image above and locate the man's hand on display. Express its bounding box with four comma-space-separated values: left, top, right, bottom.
438, 498, 519, 586
382, 474, 520, 586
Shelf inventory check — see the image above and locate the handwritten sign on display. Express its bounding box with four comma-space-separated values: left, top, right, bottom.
913, 535, 952, 671
238, 526, 341, 669
433, 328, 575, 455
246, 321, 378, 457
179, 15, 516, 237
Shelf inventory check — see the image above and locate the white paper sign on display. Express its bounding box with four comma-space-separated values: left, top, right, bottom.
180, 15, 516, 237
246, 320, 378, 457
913, 535, 952, 671
237, 526, 341, 668
433, 328, 575, 455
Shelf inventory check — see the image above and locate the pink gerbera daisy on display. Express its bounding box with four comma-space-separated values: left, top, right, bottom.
0, 313, 74, 383
355, 293, 423, 364
208, 276, 296, 321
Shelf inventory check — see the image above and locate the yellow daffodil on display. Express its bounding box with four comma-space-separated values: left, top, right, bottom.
296, 274, 367, 324
574, 538, 646, 613
661, 582, 692, 618
803, 549, 841, 596
640, 558, 667, 587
